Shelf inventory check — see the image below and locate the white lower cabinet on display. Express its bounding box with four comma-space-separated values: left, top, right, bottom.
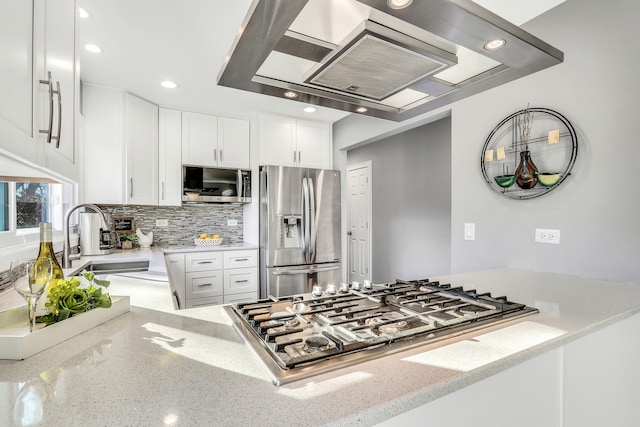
167, 248, 258, 309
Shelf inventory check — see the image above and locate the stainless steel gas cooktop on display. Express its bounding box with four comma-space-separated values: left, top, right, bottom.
223, 279, 538, 385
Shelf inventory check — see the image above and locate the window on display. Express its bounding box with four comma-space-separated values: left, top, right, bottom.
0, 182, 8, 231
0, 180, 66, 234
16, 182, 50, 229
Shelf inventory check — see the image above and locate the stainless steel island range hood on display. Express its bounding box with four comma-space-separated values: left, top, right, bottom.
217, 0, 564, 122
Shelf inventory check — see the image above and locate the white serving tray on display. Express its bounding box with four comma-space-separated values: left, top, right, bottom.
0, 296, 130, 360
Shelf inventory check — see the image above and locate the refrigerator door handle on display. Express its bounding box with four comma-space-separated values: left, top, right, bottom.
271, 265, 340, 275
302, 177, 310, 263
308, 177, 316, 262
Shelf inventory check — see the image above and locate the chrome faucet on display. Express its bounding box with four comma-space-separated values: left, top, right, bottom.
62, 203, 111, 268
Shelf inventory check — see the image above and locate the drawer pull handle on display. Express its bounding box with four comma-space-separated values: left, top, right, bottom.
197, 283, 213, 287
234, 280, 249, 283
233, 258, 249, 262
196, 261, 213, 264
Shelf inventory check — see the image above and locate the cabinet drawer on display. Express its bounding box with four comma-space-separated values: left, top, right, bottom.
224, 292, 258, 305
223, 267, 257, 295
186, 296, 223, 308
223, 249, 257, 269
186, 271, 223, 298
185, 252, 223, 272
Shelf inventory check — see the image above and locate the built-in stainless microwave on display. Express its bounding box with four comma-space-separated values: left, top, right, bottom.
182, 165, 251, 204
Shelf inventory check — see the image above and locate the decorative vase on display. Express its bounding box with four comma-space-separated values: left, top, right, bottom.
121, 241, 133, 250
515, 150, 538, 189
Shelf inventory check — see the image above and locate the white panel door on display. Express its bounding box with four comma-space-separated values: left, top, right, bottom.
347, 161, 371, 284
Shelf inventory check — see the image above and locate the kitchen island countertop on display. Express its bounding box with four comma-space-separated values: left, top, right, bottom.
1, 268, 640, 426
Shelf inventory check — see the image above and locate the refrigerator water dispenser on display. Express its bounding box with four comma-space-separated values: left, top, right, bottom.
281, 215, 302, 249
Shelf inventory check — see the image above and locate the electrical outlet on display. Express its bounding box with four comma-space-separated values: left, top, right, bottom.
156, 219, 169, 227
535, 228, 560, 244
464, 223, 475, 241
227, 219, 238, 226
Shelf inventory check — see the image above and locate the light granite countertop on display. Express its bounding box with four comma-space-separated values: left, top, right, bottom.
1, 268, 640, 426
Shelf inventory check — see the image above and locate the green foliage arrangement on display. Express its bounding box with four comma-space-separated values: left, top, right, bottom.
37, 270, 111, 325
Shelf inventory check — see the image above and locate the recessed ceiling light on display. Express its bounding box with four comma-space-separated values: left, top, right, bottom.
78, 8, 91, 19
284, 91, 298, 99
387, 0, 413, 9
84, 44, 102, 53
304, 107, 316, 113
484, 39, 506, 50
356, 106, 368, 113
161, 81, 177, 89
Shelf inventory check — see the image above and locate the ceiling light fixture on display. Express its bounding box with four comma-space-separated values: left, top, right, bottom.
304, 107, 316, 113
483, 39, 506, 50
387, 0, 413, 9
84, 44, 102, 53
78, 8, 91, 19
284, 90, 298, 99
161, 81, 178, 89
356, 106, 368, 113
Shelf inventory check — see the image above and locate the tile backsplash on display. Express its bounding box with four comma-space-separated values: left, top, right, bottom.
98, 205, 244, 246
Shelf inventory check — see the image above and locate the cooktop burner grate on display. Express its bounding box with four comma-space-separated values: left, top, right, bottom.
224, 278, 538, 385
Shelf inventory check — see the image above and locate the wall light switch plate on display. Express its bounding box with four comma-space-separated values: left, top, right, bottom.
156, 219, 169, 227
464, 223, 475, 241
535, 228, 560, 244
227, 219, 238, 226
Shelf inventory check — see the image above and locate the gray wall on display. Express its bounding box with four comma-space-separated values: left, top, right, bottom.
334, 0, 640, 285
347, 117, 451, 282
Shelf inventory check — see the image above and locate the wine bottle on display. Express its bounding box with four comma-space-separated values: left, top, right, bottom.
35, 222, 64, 316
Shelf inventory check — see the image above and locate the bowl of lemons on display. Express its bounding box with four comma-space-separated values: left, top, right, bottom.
194, 233, 223, 246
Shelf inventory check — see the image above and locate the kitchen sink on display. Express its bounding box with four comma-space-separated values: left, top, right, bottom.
70, 260, 150, 276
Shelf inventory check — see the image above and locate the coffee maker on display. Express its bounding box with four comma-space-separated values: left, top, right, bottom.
80, 212, 113, 255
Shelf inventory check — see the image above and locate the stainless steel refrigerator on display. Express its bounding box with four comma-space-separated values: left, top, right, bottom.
260, 165, 341, 298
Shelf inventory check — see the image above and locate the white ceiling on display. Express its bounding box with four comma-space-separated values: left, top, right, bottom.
77, 0, 564, 124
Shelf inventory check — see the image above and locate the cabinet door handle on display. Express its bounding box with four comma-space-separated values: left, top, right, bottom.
293, 150, 296, 163
214, 148, 217, 161
161, 182, 165, 200
54, 81, 61, 148
39, 71, 54, 143
298, 150, 301, 163
234, 279, 249, 283
219, 149, 223, 162
129, 178, 133, 197
172, 290, 181, 309
197, 283, 213, 287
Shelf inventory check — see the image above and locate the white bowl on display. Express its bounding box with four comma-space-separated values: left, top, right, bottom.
194, 238, 223, 246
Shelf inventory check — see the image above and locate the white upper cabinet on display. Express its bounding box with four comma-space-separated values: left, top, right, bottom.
81, 85, 124, 204
295, 120, 332, 169
182, 112, 250, 169
218, 116, 250, 169
0, 0, 78, 180
36, 0, 77, 178
259, 115, 296, 166
259, 114, 332, 169
125, 94, 158, 205
182, 111, 217, 166
158, 108, 182, 206
0, 0, 34, 151
82, 85, 161, 206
